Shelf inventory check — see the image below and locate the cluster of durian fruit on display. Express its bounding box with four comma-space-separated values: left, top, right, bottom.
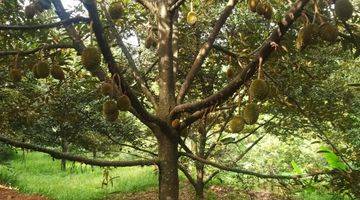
247, 0, 273, 20
296, 0, 354, 50
100, 80, 132, 122
228, 78, 276, 133
108, 2, 124, 21
10, 59, 65, 82
24, 0, 52, 19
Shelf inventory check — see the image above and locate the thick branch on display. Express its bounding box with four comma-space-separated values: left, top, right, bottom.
177, 0, 239, 103
51, 0, 106, 80
172, 0, 310, 115
134, 0, 156, 12
0, 135, 158, 167
169, 0, 187, 12
0, 16, 89, 31
181, 152, 329, 179
83, 1, 169, 132
0, 44, 74, 56
178, 163, 196, 186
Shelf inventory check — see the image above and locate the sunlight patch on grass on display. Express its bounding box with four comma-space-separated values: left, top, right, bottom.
0, 152, 158, 200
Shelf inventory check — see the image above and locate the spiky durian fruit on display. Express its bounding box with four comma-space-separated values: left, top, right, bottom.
250, 79, 268, 101
296, 24, 316, 50
171, 119, 180, 129
51, 65, 65, 80
229, 116, 245, 133
100, 82, 113, 96
34, 61, 50, 78
108, 2, 123, 20
187, 11, 197, 25
255, 2, 272, 19
24, 5, 37, 19
243, 103, 259, 124
256, 3, 266, 16
10, 68, 22, 82
145, 36, 156, 49
226, 68, 235, 79
319, 23, 338, 43
248, 0, 259, 12
103, 100, 119, 122
262, 2, 273, 20
335, 0, 353, 21
81, 46, 101, 71
117, 95, 131, 111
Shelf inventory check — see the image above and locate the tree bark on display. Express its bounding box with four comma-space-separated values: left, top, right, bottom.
61, 140, 68, 171
158, 134, 179, 200
194, 121, 206, 200
194, 182, 205, 200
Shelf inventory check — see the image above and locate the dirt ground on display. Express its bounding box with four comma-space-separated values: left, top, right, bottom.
0, 184, 288, 200
106, 184, 289, 200
0, 185, 47, 200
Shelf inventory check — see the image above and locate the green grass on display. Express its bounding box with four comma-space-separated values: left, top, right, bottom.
0, 151, 158, 200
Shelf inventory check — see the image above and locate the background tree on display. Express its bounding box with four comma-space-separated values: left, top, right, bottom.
0, 0, 359, 199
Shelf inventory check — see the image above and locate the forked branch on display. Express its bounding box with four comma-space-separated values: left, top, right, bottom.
171, 0, 311, 116
177, 0, 240, 103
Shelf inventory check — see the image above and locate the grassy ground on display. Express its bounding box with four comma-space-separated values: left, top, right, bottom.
0, 150, 349, 200
0, 151, 158, 200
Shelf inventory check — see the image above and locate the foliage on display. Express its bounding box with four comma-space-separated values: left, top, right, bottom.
0, 152, 157, 200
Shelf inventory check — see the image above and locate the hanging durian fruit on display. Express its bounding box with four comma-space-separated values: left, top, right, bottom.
51, 65, 65, 80
187, 2, 197, 25
256, 1, 273, 20
145, 35, 157, 49
262, 2, 273, 20
171, 119, 181, 129
296, 24, 317, 50
81, 46, 101, 71
248, 0, 258, 12
24, 5, 37, 19
100, 82, 113, 96
250, 79, 268, 101
335, 0, 353, 21
319, 22, 338, 43
226, 67, 235, 79
10, 68, 22, 82
229, 116, 245, 133
117, 94, 131, 111
33, 60, 50, 78
243, 103, 259, 124
108, 2, 123, 20
103, 100, 119, 122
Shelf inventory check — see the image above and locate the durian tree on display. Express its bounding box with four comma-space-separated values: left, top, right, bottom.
0, 0, 359, 199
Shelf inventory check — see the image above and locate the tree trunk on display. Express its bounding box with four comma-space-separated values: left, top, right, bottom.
158, 133, 179, 200
61, 140, 68, 171
195, 182, 205, 200
91, 150, 97, 171
194, 121, 206, 200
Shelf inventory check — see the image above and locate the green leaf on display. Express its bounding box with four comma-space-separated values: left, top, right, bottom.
291, 160, 303, 174
318, 146, 348, 171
